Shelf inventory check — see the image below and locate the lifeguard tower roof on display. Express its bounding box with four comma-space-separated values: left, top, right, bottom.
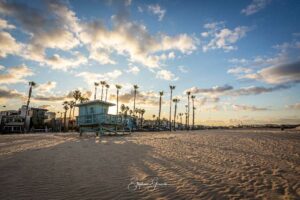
75, 100, 115, 107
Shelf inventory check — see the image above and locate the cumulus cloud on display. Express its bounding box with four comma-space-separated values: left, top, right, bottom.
110, 90, 161, 107
0, 64, 34, 85
33, 90, 92, 102
35, 81, 57, 94
227, 67, 252, 74
202, 22, 249, 52
230, 85, 290, 96
0, 31, 22, 58
0, 18, 15, 29
241, 60, 300, 84
77, 70, 123, 85
178, 65, 188, 73
232, 104, 269, 111
241, 0, 271, 16
148, 4, 166, 21
0, 86, 25, 100
126, 65, 140, 75
79, 15, 197, 68
156, 70, 178, 81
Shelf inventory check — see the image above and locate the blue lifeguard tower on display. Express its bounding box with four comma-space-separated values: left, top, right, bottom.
75, 100, 133, 136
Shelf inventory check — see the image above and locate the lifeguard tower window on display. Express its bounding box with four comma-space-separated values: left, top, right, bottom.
90, 107, 94, 114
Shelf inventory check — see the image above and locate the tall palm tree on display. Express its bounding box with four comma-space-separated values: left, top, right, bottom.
94, 82, 99, 100
105, 84, 110, 101
169, 85, 176, 131
173, 98, 180, 129
186, 91, 191, 129
115, 84, 122, 115
179, 113, 183, 125
25, 81, 36, 119
191, 95, 196, 129
68, 101, 75, 120
72, 90, 81, 118
120, 104, 126, 114
140, 109, 145, 128
185, 104, 188, 129
133, 85, 139, 110
63, 101, 69, 132
100, 81, 106, 101
158, 91, 163, 126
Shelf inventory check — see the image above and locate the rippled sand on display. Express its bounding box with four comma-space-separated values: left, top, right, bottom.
0, 129, 299, 199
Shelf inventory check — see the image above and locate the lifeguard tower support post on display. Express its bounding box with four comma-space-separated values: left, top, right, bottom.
75, 100, 132, 136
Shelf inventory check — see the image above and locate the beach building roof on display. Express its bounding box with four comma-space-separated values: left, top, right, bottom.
75, 100, 115, 107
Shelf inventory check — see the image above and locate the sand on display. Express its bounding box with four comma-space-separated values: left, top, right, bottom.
0, 129, 299, 200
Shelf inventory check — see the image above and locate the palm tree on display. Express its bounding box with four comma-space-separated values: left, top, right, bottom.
105, 84, 110, 101
169, 85, 176, 131
94, 82, 99, 100
186, 91, 191, 129
173, 98, 180, 129
115, 84, 122, 115
158, 91, 163, 126
25, 81, 36, 119
68, 101, 75, 120
179, 113, 183, 126
72, 90, 81, 118
100, 81, 106, 101
185, 104, 188, 129
133, 85, 139, 110
63, 101, 69, 132
191, 95, 196, 129
120, 104, 126, 115
140, 109, 145, 128
79, 96, 89, 103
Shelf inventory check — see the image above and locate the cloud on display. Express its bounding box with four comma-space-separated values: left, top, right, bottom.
185, 84, 290, 97
0, 0, 83, 70
0, 31, 22, 58
126, 65, 140, 75
241, 60, 300, 84
79, 15, 197, 68
0, 64, 34, 85
110, 90, 161, 107
89, 49, 116, 65
230, 85, 290, 96
232, 104, 269, 111
241, 0, 271, 16
156, 70, 178, 81
227, 67, 252, 74
187, 85, 233, 96
201, 22, 249, 52
77, 70, 123, 85
148, 4, 166, 21
33, 90, 92, 102
0, 18, 15, 29
286, 102, 300, 110
0, 86, 25, 100
35, 81, 57, 94
178, 65, 188, 73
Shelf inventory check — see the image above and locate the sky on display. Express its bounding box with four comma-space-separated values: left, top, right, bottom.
0, 0, 300, 125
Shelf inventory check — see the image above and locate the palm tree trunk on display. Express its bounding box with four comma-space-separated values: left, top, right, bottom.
173, 103, 177, 129
192, 99, 195, 129
105, 88, 108, 101
25, 86, 32, 117
133, 89, 136, 110
187, 95, 190, 129
116, 90, 119, 115
101, 86, 104, 101
169, 90, 172, 131
94, 86, 97, 100
64, 111, 67, 132
158, 96, 162, 126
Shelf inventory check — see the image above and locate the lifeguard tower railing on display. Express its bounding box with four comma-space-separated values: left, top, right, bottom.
76, 113, 124, 125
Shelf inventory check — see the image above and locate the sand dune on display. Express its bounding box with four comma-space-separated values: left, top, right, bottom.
0, 129, 299, 199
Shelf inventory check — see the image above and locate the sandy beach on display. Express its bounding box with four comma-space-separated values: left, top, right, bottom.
0, 129, 299, 200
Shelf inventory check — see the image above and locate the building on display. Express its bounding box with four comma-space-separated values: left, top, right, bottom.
76, 100, 133, 135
